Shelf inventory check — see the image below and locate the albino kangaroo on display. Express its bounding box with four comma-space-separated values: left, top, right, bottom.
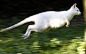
0, 3, 81, 39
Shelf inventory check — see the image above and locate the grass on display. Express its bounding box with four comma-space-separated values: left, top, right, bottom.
0, 18, 85, 54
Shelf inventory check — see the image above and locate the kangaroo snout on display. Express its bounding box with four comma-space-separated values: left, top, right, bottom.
78, 12, 81, 15
79, 12, 81, 15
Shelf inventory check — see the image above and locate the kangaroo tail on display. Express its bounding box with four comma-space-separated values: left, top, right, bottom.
0, 18, 32, 32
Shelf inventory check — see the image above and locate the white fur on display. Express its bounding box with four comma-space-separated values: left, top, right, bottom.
0, 3, 81, 39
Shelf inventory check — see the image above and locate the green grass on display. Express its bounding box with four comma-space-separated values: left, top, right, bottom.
0, 18, 85, 54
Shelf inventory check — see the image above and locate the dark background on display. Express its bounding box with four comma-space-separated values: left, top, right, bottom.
0, 0, 83, 19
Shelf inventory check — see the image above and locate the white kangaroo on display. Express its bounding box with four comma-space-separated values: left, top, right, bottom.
0, 3, 81, 39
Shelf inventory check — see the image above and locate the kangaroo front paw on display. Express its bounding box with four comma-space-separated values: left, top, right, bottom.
66, 25, 69, 27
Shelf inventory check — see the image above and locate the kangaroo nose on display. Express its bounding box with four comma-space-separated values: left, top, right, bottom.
79, 12, 81, 15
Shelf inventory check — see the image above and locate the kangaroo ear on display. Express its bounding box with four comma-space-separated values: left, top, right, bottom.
73, 3, 77, 8
70, 3, 77, 9
72, 3, 77, 8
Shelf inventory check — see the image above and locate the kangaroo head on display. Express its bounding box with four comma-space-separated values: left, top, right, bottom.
71, 3, 81, 15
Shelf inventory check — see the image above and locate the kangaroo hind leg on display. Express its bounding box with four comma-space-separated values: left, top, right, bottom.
23, 30, 31, 39
21, 26, 31, 39
21, 27, 29, 37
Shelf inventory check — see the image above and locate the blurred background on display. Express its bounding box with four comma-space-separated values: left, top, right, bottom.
0, 0, 84, 24
0, 0, 83, 17
0, 0, 85, 54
